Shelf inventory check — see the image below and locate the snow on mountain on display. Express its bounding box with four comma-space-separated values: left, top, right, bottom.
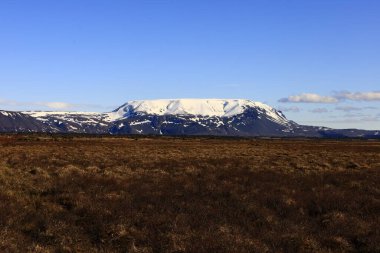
23, 111, 106, 123
23, 111, 123, 124
23, 111, 101, 117
109, 99, 289, 124
22, 99, 289, 125
0, 110, 51, 132
23, 111, 110, 133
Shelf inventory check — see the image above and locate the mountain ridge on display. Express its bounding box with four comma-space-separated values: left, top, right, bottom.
0, 99, 379, 137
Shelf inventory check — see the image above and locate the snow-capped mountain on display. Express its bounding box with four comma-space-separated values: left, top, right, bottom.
111, 99, 285, 118
0, 99, 379, 137
109, 99, 290, 125
107, 99, 296, 136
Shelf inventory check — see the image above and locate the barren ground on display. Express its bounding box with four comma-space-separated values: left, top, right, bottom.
0, 135, 379, 252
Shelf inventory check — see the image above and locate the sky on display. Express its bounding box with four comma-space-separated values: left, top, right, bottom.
0, 0, 379, 130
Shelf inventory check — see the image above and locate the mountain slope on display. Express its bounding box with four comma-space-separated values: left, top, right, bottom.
0, 110, 51, 132
23, 111, 111, 133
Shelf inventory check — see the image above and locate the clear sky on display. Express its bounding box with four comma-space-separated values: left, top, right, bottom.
1, 0, 379, 129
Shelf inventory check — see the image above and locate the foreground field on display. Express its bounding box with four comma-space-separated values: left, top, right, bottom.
0, 135, 379, 252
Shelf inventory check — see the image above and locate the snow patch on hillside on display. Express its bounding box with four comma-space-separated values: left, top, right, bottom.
23, 111, 101, 117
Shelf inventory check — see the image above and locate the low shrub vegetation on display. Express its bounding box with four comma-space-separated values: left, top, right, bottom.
0, 135, 379, 252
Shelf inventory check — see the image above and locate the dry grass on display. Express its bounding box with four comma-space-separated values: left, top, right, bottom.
0, 134, 379, 252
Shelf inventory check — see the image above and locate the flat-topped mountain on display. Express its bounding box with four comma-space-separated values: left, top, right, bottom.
0, 99, 379, 137
111, 99, 287, 119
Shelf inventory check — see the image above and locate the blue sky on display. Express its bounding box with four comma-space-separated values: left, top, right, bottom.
0, 0, 379, 129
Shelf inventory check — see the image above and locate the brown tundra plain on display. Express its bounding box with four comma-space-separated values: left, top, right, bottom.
0, 134, 379, 253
